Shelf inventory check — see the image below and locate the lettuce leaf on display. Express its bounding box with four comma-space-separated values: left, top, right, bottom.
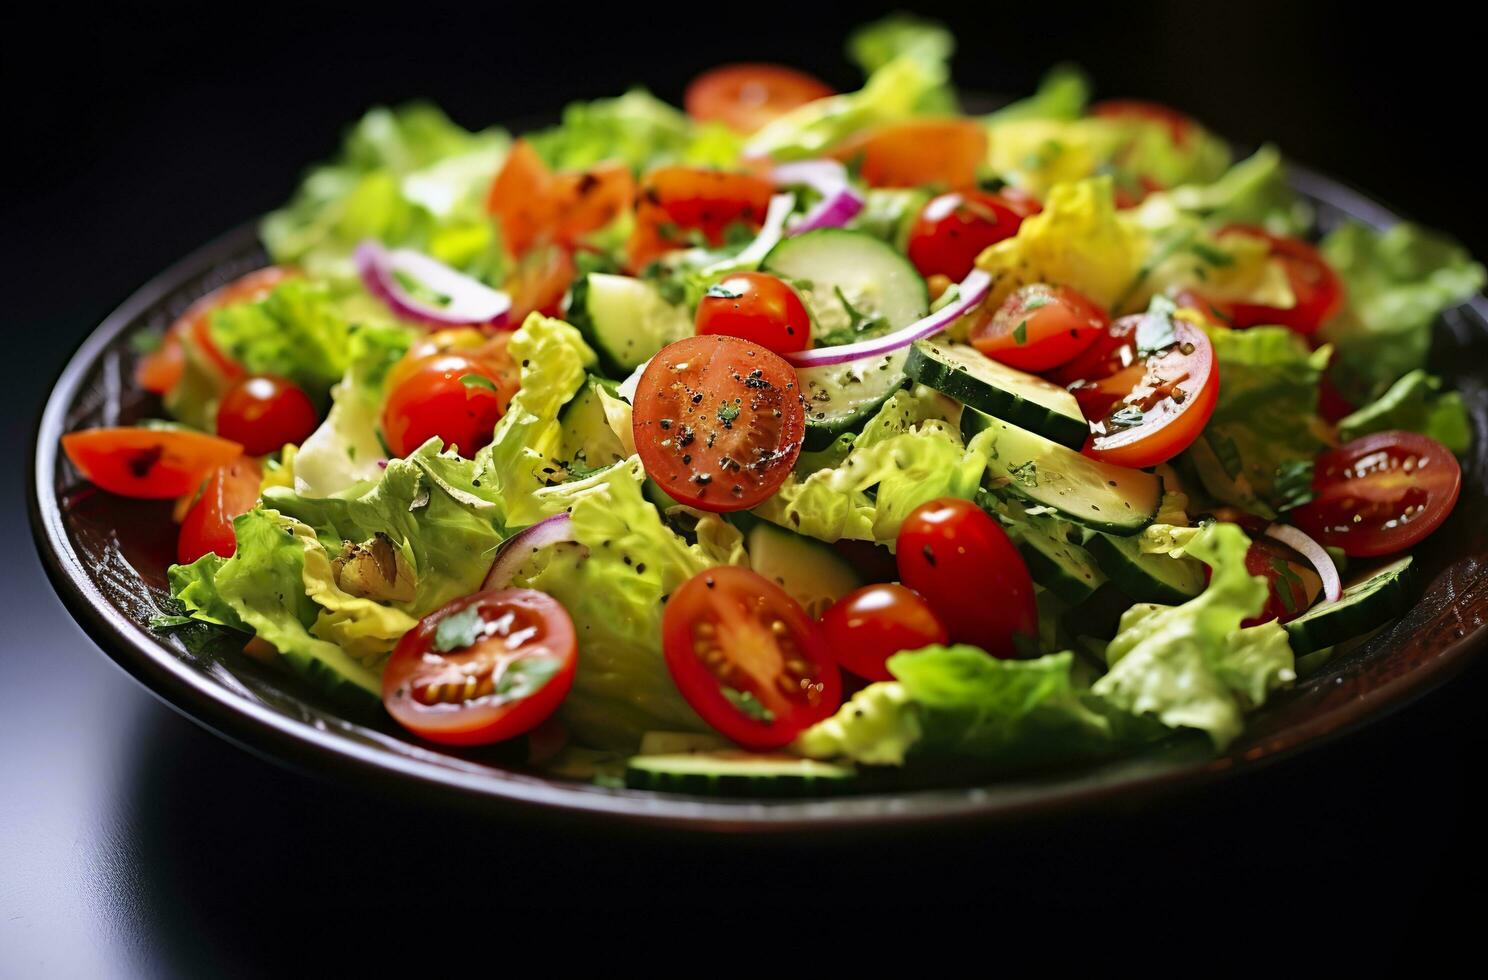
1320, 221, 1485, 403
984, 64, 1090, 124
1185, 324, 1331, 516
1091, 522, 1293, 748
1336, 369, 1473, 455
527, 88, 742, 172
845, 14, 957, 114
1141, 144, 1312, 236
206, 278, 355, 398
262, 103, 509, 282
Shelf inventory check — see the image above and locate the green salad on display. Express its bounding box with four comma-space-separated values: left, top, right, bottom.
63, 15, 1482, 796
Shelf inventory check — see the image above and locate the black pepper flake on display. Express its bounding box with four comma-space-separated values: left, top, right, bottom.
922, 545, 937, 566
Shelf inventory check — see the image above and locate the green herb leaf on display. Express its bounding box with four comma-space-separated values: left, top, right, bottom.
706, 283, 743, 299
148, 614, 194, 630
494, 656, 562, 702
460, 373, 499, 392
433, 607, 488, 652
1008, 460, 1039, 488
716, 402, 741, 426
1135, 295, 1179, 354
1012, 320, 1029, 345
722, 686, 775, 723
1109, 404, 1145, 428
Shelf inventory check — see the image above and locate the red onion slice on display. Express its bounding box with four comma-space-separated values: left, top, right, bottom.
481, 512, 576, 590
1266, 522, 1342, 605
355, 239, 511, 329
773, 159, 865, 235
702, 193, 796, 275
784, 268, 993, 369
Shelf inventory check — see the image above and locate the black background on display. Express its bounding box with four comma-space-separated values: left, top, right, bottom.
4, 2, 1485, 973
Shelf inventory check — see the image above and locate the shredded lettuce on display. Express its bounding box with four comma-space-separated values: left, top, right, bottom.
984, 64, 1090, 125
1320, 221, 1485, 403
207, 278, 356, 398
845, 14, 957, 114
1336, 369, 1473, 455
1141, 144, 1312, 235
526, 88, 743, 172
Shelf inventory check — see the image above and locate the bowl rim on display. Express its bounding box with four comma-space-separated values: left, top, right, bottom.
29, 161, 1488, 833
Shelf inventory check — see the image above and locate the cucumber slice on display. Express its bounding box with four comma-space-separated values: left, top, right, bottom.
637, 731, 732, 755
1086, 532, 1207, 605
1284, 556, 1419, 655
557, 376, 629, 478
748, 522, 862, 617
761, 228, 928, 344
906, 340, 1089, 449
566, 273, 692, 378
796, 350, 909, 450
966, 408, 1161, 535
1011, 521, 1106, 603
624, 751, 856, 797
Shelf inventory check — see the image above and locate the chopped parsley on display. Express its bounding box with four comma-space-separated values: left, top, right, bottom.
433, 607, 488, 652
722, 687, 775, 723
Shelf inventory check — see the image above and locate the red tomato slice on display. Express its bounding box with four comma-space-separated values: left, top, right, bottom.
1217, 225, 1344, 334
135, 267, 295, 394
1290, 431, 1461, 558
382, 588, 577, 747
896, 498, 1037, 658
1059, 311, 1219, 469
627, 166, 775, 269
829, 119, 988, 189
662, 566, 841, 749
1241, 534, 1323, 627
694, 271, 810, 354
215, 375, 318, 456
62, 427, 244, 499
631, 335, 805, 512
907, 190, 1031, 281
820, 583, 948, 682
1091, 98, 1197, 148
970, 283, 1109, 372
381, 353, 508, 459
684, 63, 833, 133
177, 457, 263, 564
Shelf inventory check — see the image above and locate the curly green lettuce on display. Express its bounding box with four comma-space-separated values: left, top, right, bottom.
526, 88, 743, 173
1336, 369, 1473, 455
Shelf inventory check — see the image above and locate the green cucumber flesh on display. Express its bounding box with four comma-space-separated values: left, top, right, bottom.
747, 522, 863, 618
567, 273, 692, 377
1086, 532, 1207, 605
1284, 556, 1418, 655
906, 340, 1088, 449
624, 751, 856, 797
761, 228, 929, 344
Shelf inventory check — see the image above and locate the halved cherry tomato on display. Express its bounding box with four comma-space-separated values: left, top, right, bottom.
382, 588, 577, 747
695, 272, 810, 354
684, 63, 833, 133
1217, 225, 1344, 334
215, 375, 318, 456
896, 498, 1037, 658
136, 267, 296, 394
662, 566, 841, 749
1291, 431, 1461, 558
176, 457, 263, 564
1091, 99, 1196, 148
906, 190, 1032, 281
628, 166, 775, 269
486, 139, 554, 258
631, 335, 805, 512
1242, 534, 1323, 627
381, 353, 507, 459
62, 427, 243, 499
969, 283, 1109, 372
820, 584, 948, 682
487, 140, 636, 259
504, 243, 577, 323
1062, 312, 1219, 468
386, 328, 519, 408
829, 119, 987, 189
548, 161, 635, 244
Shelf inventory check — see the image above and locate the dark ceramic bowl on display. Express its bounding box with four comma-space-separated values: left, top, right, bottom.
29, 163, 1488, 832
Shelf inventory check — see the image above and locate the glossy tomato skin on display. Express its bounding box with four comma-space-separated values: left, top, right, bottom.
662, 566, 841, 749
1218, 225, 1344, 333
136, 267, 295, 394
684, 63, 833, 133
382, 588, 577, 747
386, 329, 519, 406
61, 427, 244, 499
632, 335, 805, 512
628, 167, 775, 269
906, 191, 1030, 281
829, 119, 987, 189
820, 584, 948, 682
215, 375, 318, 456
896, 498, 1037, 658
177, 457, 263, 564
970, 283, 1109, 372
1291, 431, 1462, 557
695, 272, 811, 354
381, 354, 507, 459
1241, 535, 1323, 627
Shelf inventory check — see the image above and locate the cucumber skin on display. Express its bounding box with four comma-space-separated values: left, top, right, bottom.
906, 343, 1088, 449
1016, 534, 1105, 604
802, 379, 906, 450
1284, 558, 1420, 655
1085, 533, 1205, 605
624, 757, 857, 797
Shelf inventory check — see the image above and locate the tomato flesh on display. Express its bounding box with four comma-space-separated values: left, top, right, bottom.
907, 190, 1032, 281
632, 335, 805, 512
820, 584, 948, 682
216, 375, 318, 456
1291, 431, 1461, 557
685, 63, 833, 133
1218, 225, 1344, 334
970, 283, 1108, 372
177, 457, 263, 564
896, 498, 1037, 658
381, 353, 508, 459
1241, 534, 1323, 627
695, 272, 810, 354
62, 427, 244, 499
662, 566, 841, 749
628, 167, 775, 269
382, 588, 577, 746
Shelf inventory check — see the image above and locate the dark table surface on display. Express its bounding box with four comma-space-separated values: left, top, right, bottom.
5, 2, 1486, 972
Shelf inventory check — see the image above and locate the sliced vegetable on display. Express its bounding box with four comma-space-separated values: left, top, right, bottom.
1265, 522, 1341, 605
176, 458, 263, 565
62, 427, 243, 499
907, 190, 1035, 281
968, 283, 1107, 373
1283, 556, 1418, 654
625, 751, 855, 796
1086, 531, 1206, 605
481, 513, 576, 591
906, 339, 1088, 448
746, 521, 863, 618
354, 240, 512, 329
685, 64, 834, 134
772, 159, 865, 234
